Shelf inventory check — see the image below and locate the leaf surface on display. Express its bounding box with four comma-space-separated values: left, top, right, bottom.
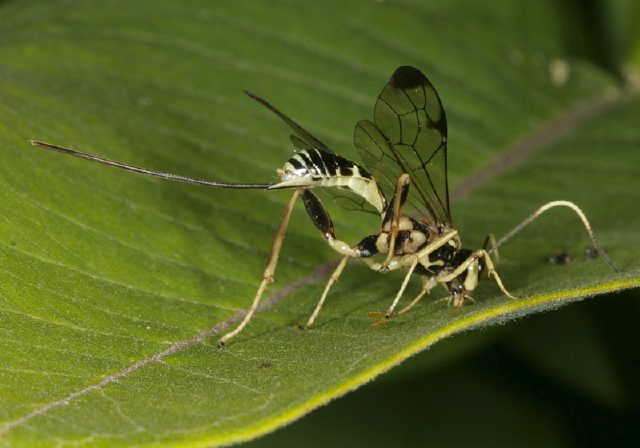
0, 0, 638, 446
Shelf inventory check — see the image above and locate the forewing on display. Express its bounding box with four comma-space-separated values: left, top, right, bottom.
245, 91, 332, 153
354, 66, 450, 224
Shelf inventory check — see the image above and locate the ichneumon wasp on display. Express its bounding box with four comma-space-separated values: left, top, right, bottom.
31, 66, 619, 346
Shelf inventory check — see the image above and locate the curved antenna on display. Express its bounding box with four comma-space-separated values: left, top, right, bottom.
488, 200, 619, 273
30, 141, 274, 189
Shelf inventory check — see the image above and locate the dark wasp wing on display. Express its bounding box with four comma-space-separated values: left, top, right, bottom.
354, 66, 451, 224
245, 91, 380, 214
245, 91, 332, 154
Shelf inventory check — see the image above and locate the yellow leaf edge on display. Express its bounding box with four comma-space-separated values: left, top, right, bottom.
211, 276, 639, 447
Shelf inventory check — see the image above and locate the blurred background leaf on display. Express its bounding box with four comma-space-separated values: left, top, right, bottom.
0, 0, 638, 446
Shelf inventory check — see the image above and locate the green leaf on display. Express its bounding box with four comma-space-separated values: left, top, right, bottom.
1, 1, 638, 447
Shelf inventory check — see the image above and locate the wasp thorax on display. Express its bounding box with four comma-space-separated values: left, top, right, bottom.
400, 230, 428, 254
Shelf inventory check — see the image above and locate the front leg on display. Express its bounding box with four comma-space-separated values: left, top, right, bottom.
437, 249, 520, 305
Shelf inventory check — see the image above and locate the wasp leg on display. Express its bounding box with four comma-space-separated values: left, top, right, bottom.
300, 190, 361, 258
431, 294, 477, 307
381, 257, 419, 317
395, 275, 438, 316
379, 174, 412, 272
438, 249, 519, 302
368, 260, 438, 325
476, 250, 519, 300
363, 256, 419, 320
363, 228, 460, 274
365, 229, 461, 317
369, 274, 437, 325
299, 255, 350, 329
218, 190, 301, 347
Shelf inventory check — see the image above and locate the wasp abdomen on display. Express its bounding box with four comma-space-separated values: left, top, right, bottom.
271, 148, 386, 213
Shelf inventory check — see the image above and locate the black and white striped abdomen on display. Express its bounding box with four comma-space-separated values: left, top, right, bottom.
283, 149, 361, 185
270, 148, 386, 213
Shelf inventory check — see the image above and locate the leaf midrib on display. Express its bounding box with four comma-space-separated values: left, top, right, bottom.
450, 87, 623, 201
